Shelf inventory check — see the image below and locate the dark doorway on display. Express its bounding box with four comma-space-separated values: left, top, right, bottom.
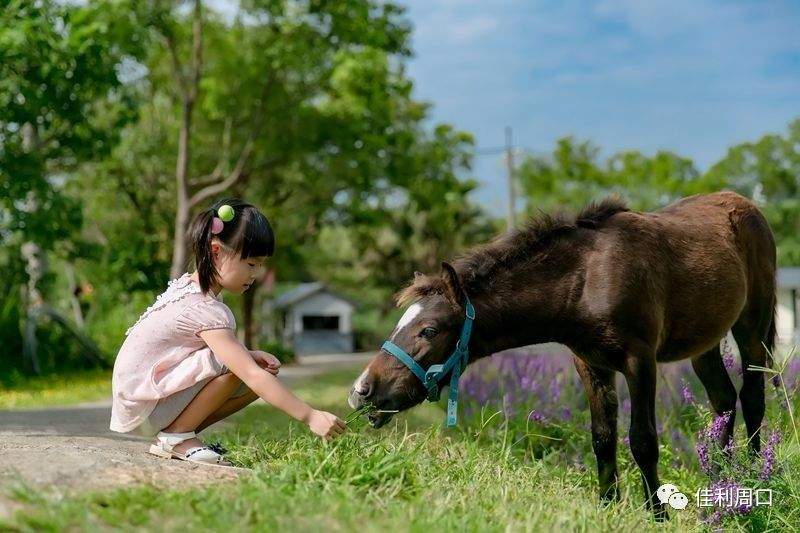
302, 315, 339, 331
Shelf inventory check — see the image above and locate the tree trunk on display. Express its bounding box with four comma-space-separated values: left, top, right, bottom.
169, 3, 199, 278
243, 288, 256, 348
170, 158, 190, 279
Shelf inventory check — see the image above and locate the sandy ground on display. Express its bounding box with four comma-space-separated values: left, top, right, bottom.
0, 354, 370, 517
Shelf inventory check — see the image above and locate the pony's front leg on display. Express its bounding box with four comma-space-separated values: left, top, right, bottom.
623, 353, 667, 521
573, 356, 620, 502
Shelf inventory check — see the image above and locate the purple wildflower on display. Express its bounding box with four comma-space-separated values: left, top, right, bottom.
681, 380, 695, 404
707, 411, 732, 441
549, 377, 562, 399
696, 439, 711, 474
760, 429, 781, 480
528, 410, 546, 423
722, 350, 735, 371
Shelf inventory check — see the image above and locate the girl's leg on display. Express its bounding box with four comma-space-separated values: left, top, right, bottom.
161, 373, 248, 453
196, 389, 259, 432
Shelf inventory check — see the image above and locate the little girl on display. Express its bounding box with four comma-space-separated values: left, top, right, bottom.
110, 198, 345, 466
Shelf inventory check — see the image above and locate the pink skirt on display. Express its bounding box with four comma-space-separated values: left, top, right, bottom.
134, 369, 250, 437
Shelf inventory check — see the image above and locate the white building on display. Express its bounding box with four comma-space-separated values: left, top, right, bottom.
271, 282, 356, 355
777, 267, 800, 347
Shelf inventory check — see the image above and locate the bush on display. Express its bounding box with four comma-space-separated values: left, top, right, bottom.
261, 341, 296, 364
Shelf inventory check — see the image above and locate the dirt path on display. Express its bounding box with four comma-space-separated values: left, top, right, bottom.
0, 354, 370, 514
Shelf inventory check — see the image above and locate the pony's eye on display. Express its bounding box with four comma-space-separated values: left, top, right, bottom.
420, 327, 438, 340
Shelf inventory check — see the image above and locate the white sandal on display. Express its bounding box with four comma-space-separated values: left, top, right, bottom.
148, 431, 233, 467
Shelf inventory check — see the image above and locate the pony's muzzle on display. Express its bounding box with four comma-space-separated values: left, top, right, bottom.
347, 384, 372, 409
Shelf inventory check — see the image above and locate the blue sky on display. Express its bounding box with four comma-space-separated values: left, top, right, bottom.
401, 0, 800, 214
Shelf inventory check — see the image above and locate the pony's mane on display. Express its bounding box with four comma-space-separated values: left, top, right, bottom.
394, 196, 629, 307
395, 274, 447, 308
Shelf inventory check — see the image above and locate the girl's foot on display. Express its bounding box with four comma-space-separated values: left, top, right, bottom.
148, 431, 232, 467
163, 436, 204, 455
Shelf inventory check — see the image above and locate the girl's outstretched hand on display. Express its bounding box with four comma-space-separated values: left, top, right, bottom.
307, 409, 346, 439
249, 350, 281, 375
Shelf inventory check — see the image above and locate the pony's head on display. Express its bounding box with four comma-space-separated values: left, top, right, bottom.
348, 262, 470, 428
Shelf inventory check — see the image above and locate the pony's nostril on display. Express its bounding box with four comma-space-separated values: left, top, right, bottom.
356, 381, 372, 398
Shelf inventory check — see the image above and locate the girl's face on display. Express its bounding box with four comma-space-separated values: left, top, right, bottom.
211, 242, 267, 294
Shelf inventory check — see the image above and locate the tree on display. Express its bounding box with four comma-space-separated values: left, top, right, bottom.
117, 0, 414, 277
0, 0, 145, 372
307, 124, 496, 318
516, 136, 720, 215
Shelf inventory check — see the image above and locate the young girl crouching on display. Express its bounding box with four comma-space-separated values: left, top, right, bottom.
110, 199, 345, 466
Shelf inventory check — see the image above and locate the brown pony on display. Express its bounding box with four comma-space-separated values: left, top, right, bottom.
348, 191, 777, 519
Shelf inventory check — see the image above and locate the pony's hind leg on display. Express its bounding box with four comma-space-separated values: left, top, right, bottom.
729, 201, 776, 454
732, 316, 770, 453
691, 343, 737, 448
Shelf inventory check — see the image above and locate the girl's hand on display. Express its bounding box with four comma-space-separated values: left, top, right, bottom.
307, 409, 346, 439
249, 350, 281, 375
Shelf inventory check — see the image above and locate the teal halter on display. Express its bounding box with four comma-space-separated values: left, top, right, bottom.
380, 298, 476, 427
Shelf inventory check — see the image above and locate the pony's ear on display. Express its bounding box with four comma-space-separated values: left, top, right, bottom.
440, 261, 466, 308
413, 270, 424, 280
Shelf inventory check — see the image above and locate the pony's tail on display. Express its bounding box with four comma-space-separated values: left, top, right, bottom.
765, 286, 777, 369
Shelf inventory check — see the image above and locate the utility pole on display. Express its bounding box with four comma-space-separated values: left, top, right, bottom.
505, 126, 516, 229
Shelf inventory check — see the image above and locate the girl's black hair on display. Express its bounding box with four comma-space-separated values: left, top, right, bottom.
188, 198, 275, 294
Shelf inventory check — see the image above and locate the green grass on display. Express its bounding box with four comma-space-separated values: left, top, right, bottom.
2, 368, 798, 531
0, 369, 111, 409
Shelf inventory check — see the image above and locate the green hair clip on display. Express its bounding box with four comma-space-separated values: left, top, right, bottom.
218, 204, 235, 222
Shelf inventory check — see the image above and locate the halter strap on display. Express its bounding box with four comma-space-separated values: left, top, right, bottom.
380, 298, 475, 427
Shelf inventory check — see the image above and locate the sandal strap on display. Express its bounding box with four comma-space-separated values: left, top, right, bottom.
157, 431, 197, 449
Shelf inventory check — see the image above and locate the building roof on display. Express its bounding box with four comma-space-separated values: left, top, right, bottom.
273, 282, 357, 309
778, 267, 800, 288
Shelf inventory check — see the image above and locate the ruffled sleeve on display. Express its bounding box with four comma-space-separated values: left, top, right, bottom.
175, 299, 236, 337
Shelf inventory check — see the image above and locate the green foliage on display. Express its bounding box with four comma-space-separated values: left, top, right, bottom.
260, 340, 295, 364
307, 124, 496, 316
0, 0, 147, 374
517, 137, 717, 214
0, 0, 144, 244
